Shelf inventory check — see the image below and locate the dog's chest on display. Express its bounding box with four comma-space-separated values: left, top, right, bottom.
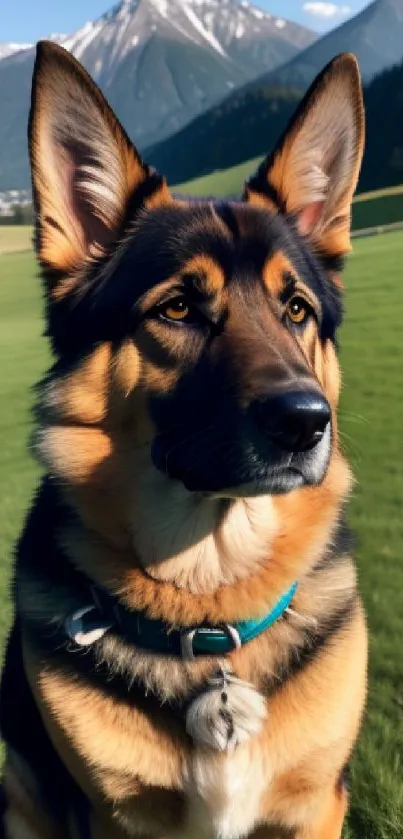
178, 746, 268, 839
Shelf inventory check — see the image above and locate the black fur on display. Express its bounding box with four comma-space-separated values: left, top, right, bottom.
0, 622, 90, 836
338, 762, 352, 793
313, 516, 356, 572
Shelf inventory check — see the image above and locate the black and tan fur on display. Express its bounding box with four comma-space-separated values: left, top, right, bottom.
0, 42, 367, 839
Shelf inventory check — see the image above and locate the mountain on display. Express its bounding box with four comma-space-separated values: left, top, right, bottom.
148, 0, 403, 186
0, 34, 67, 63
247, 0, 403, 90
359, 59, 403, 193
60, 0, 315, 147
147, 79, 302, 185
0, 43, 32, 60
0, 0, 315, 191
156, 58, 403, 199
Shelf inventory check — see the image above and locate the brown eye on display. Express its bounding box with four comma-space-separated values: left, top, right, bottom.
286, 296, 310, 325
160, 297, 190, 322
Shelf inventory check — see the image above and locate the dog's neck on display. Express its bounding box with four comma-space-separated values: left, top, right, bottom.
126, 468, 279, 594
38, 425, 280, 596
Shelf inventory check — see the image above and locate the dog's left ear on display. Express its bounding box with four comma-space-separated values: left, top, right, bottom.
29, 41, 171, 276
244, 53, 365, 261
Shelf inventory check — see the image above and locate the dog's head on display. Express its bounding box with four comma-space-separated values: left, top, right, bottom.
30, 43, 364, 597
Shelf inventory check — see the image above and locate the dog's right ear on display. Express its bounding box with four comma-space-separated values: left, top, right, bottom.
29, 41, 171, 281
244, 53, 364, 265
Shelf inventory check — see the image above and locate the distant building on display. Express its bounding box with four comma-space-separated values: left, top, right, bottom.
0, 189, 32, 216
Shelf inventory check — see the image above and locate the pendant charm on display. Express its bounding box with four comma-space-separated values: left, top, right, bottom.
186, 667, 266, 751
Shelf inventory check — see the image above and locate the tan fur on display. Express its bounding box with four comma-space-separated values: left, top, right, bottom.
243, 188, 279, 214
41, 344, 113, 425
56, 451, 350, 627
144, 181, 173, 211
179, 255, 226, 296
262, 252, 296, 296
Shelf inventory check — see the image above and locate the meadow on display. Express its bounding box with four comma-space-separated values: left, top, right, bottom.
0, 229, 402, 837
178, 164, 403, 232
0, 225, 33, 255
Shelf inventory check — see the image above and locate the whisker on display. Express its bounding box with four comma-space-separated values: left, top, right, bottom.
338, 410, 369, 426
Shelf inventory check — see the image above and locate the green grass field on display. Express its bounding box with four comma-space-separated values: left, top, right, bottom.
0, 232, 402, 837
0, 225, 33, 255
176, 156, 263, 197
178, 163, 403, 231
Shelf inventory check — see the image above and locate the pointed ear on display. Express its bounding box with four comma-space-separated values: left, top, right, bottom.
244, 54, 365, 262
29, 41, 171, 276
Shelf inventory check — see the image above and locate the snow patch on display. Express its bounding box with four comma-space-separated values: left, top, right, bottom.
182, 3, 227, 56
48, 33, 68, 41
0, 42, 32, 60
149, 0, 170, 17
63, 20, 104, 59
275, 18, 286, 28
204, 11, 214, 29
8, 42, 32, 49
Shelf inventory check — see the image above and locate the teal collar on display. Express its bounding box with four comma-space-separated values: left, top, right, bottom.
66, 581, 298, 660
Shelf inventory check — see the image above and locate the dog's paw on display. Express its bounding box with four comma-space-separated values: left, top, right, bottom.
186, 670, 267, 751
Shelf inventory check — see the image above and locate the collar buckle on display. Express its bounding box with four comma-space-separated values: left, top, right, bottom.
65, 605, 113, 647
180, 624, 242, 661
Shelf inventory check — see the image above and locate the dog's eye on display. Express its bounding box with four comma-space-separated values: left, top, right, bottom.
286, 296, 312, 326
158, 297, 193, 323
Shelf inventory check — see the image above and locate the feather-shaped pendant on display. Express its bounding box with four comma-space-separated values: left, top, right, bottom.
186, 667, 266, 751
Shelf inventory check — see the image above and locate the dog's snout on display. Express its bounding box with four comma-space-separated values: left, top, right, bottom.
251, 390, 331, 453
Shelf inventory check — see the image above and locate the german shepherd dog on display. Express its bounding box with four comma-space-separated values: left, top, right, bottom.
0, 42, 367, 839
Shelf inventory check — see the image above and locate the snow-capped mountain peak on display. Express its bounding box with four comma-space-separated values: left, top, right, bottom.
0, 42, 32, 60
0, 0, 316, 190
59, 0, 314, 78
42, 0, 315, 152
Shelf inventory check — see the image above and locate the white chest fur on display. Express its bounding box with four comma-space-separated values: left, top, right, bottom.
180, 671, 268, 839
179, 744, 268, 839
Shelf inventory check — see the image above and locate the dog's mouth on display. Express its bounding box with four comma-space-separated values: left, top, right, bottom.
151, 422, 332, 497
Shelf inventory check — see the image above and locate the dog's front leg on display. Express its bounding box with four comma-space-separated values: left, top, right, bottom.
1, 752, 69, 839
298, 806, 346, 837
89, 810, 136, 839
251, 783, 348, 839
296, 781, 348, 839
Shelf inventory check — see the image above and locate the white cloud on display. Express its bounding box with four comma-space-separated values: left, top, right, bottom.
303, 2, 351, 18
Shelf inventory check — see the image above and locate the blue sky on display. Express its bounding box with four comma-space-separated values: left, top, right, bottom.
1, 0, 369, 43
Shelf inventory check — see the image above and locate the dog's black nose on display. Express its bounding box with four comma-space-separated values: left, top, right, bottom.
252, 390, 331, 452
